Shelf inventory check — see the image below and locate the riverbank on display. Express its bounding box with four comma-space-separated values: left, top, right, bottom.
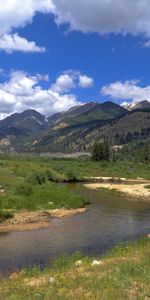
1, 176, 150, 232
0, 208, 86, 232
84, 177, 150, 199
0, 237, 149, 299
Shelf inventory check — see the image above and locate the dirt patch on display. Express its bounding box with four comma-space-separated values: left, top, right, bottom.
51, 208, 86, 218
24, 276, 50, 287
0, 208, 86, 232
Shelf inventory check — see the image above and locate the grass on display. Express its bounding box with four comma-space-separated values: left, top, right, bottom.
0, 155, 150, 215
0, 182, 88, 211
1, 155, 150, 180
0, 157, 89, 214
98, 187, 124, 196
0, 237, 149, 299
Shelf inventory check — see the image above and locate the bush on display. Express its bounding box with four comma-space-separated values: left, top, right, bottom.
46, 169, 64, 182
26, 172, 46, 185
0, 210, 14, 223
65, 170, 78, 182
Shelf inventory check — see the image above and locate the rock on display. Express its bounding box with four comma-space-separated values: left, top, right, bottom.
39, 211, 51, 218
91, 260, 103, 267
49, 277, 55, 284
75, 260, 83, 267
10, 272, 19, 279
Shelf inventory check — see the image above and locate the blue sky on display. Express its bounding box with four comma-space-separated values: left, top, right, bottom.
1, 0, 150, 118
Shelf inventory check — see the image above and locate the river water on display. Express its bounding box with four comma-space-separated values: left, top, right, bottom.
0, 183, 150, 275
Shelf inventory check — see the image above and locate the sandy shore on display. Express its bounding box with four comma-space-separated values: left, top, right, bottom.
84, 176, 150, 183
84, 177, 150, 199
0, 208, 86, 232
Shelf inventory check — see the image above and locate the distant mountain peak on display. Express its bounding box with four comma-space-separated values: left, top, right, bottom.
132, 100, 150, 110
122, 100, 150, 111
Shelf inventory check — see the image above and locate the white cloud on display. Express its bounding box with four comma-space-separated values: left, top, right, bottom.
2, 0, 150, 53
79, 75, 94, 88
0, 70, 84, 119
51, 74, 75, 93
0, 34, 46, 53
0, 0, 54, 36
0, 0, 54, 53
53, 0, 150, 38
3, 0, 150, 54
101, 80, 150, 103
51, 72, 94, 93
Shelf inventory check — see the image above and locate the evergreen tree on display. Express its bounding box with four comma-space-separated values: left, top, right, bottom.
140, 144, 150, 162
91, 142, 110, 161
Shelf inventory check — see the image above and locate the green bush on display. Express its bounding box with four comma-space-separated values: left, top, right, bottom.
46, 169, 65, 182
0, 210, 14, 223
65, 169, 78, 182
26, 172, 46, 185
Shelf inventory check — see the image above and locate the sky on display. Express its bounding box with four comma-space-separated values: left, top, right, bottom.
1, 0, 150, 119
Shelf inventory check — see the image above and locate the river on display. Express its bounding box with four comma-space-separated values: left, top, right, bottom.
0, 183, 150, 275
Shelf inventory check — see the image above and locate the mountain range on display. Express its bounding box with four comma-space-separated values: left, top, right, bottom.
0, 100, 150, 153
122, 100, 150, 111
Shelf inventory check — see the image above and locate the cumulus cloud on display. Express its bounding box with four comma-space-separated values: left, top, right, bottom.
0, 0, 54, 53
51, 74, 75, 93
0, 70, 93, 119
53, 0, 150, 38
79, 75, 94, 88
101, 80, 150, 103
2, 0, 150, 53
51, 72, 94, 93
0, 34, 46, 53
0, 0, 54, 36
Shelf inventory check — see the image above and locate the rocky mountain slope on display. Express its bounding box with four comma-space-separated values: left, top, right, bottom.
122, 100, 150, 111
0, 100, 150, 153
0, 110, 48, 152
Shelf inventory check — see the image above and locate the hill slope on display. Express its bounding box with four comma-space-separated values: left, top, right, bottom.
34, 109, 150, 152
1, 100, 150, 153
34, 101, 127, 152
0, 110, 48, 152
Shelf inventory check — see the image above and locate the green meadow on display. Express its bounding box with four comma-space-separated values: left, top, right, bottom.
0, 154, 150, 221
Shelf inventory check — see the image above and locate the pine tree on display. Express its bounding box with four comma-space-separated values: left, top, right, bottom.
91, 142, 110, 161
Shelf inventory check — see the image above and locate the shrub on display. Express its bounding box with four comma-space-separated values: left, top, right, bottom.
46, 169, 64, 182
26, 172, 46, 185
65, 170, 78, 182
0, 210, 14, 223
